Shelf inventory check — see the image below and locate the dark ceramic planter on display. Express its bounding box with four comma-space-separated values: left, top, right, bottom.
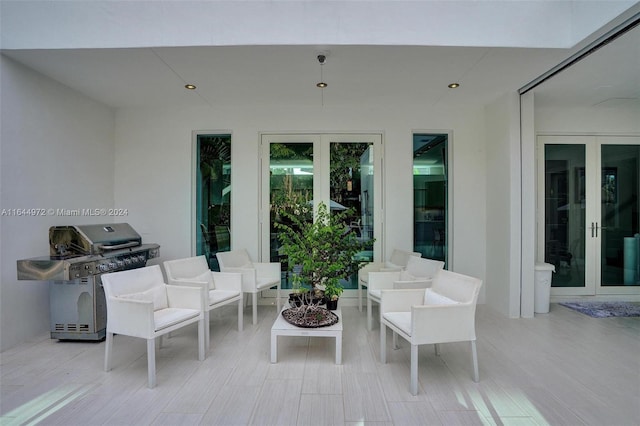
326, 299, 338, 310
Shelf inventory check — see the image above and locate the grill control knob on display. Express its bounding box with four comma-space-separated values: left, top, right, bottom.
99, 264, 108, 272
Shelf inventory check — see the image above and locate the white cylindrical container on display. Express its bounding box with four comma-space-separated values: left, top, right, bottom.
534, 263, 556, 314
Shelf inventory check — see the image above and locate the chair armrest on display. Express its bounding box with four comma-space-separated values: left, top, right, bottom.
169, 278, 208, 292
411, 303, 477, 344
252, 262, 281, 281
106, 297, 154, 338
360, 262, 385, 274
166, 285, 205, 312
211, 272, 242, 291
358, 262, 385, 285
380, 266, 402, 272
379, 288, 424, 313
393, 279, 432, 289
368, 271, 402, 290
221, 267, 257, 288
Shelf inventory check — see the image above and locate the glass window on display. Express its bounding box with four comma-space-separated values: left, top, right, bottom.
413, 134, 448, 264
196, 134, 231, 270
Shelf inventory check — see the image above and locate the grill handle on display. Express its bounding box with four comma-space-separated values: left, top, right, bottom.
97, 241, 139, 251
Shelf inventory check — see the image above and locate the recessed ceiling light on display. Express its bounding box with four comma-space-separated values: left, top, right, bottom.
448, 83, 460, 89
316, 82, 328, 88
185, 84, 197, 90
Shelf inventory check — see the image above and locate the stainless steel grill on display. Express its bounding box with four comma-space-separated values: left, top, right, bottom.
17, 223, 160, 340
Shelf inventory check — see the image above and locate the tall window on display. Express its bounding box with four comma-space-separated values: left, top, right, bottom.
195, 134, 231, 270
413, 133, 448, 264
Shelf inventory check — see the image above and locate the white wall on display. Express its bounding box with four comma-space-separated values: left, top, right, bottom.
0, 55, 115, 351
114, 104, 488, 303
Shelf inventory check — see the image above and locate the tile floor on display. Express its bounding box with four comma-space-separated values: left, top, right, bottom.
1, 303, 639, 425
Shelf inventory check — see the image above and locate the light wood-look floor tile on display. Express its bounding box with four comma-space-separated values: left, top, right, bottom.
1, 303, 639, 425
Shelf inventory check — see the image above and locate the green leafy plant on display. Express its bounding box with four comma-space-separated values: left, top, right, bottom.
276, 201, 370, 300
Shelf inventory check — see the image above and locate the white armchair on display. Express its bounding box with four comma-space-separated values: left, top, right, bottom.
216, 249, 281, 325
380, 269, 482, 395
358, 249, 421, 311
101, 264, 205, 388
163, 255, 243, 349
366, 256, 444, 330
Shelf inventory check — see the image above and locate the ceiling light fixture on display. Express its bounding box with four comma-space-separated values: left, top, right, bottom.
448, 83, 460, 89
316, 53, 328, 106
316, 54, 328, 88
185, 84, 197, 90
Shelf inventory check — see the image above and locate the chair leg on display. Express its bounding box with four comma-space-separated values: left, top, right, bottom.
434, 343, 440, 356
198, 318, 205, 361
367, 298, 373, 331
252, 292, 258, 325
471, 340, 479, 382
147, 338, 156, 389
380, 322, 386, 363
410, 344, 418, 396
205, 311, 211, 350
238, 299, 244, 331
392, 331, 399, 349
104, 332, 113, 372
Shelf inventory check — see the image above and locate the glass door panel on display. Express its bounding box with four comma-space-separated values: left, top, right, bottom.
543, 144, 587, 289
600, 143, 640, 290
269, 141, 315, 290
329, 141, 375, 290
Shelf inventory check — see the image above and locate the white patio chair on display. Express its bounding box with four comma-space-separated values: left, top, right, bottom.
358, 249, 421, 311
367, 256, 444, 330
380, 269, 482, 395
101, 264, 205, 388
216, 249, 281, 325
163, 255, 243, 349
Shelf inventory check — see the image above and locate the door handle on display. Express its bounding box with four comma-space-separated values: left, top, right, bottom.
595, 222, 599, 238
590, 222, 595, 238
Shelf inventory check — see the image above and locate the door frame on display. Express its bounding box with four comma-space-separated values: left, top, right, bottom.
259, 132, 383, 299
537, 134, 640, 297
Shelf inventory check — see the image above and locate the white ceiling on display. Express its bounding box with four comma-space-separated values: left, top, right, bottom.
1, 4, 638, 111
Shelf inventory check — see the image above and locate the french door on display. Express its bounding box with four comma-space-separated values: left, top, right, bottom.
538, 135, 640, 296
260, 133, 382, 293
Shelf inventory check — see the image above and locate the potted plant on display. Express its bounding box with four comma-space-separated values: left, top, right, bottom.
324, 283, 343, 310
276, 201, 370, 318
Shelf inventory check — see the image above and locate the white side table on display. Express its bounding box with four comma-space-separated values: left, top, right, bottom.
271, 307, 343, 364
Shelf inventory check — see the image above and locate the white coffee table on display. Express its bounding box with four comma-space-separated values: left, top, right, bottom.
271, 307, 343, 364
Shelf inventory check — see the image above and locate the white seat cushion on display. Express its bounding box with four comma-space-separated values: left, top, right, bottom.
119, 286, 168, 311
424, 288, 459, 305
208, 289, 241, 305
383, 312, 412, 335
154, 308, 199, 331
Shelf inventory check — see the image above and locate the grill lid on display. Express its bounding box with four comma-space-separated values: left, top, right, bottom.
49, 223, 142, 256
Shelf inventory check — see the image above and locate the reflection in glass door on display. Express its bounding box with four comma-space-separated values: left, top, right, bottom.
599, 142, 640, 293
329, 141, 376, 290
268, 140, 315, 290
542, 143, 587, 290
539, 136, 640, 296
